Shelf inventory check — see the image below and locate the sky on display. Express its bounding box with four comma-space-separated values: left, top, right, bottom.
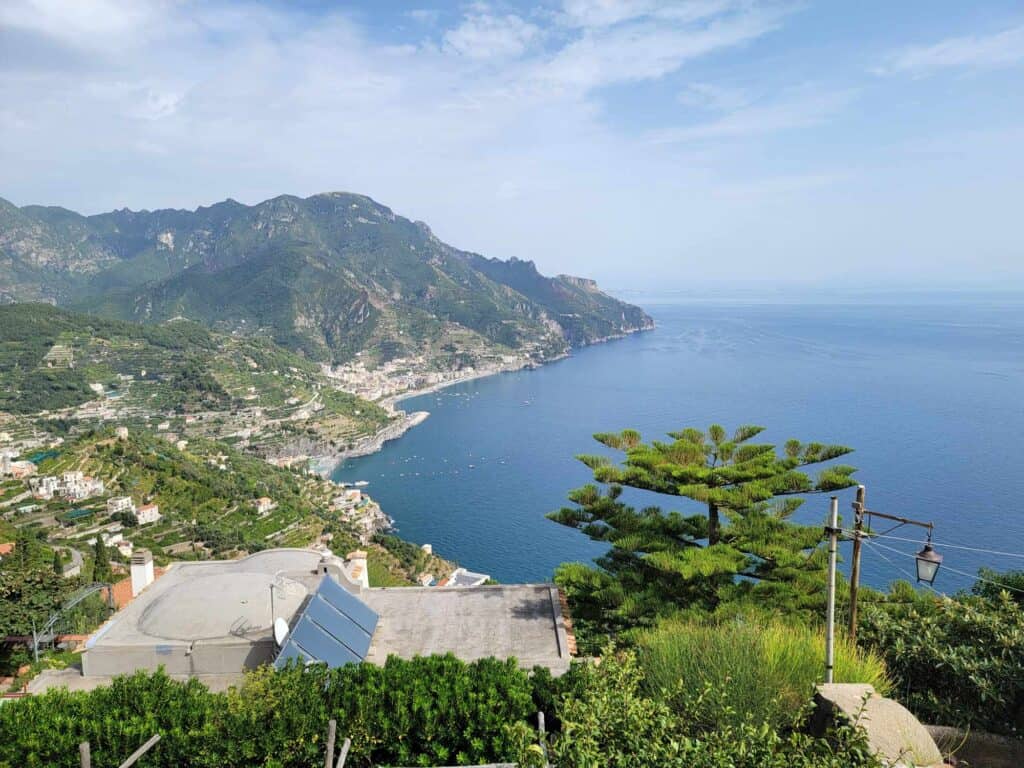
1, 0, 1023, 292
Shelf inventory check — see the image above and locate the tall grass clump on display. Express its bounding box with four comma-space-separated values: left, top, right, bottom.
636, 614, 890, 729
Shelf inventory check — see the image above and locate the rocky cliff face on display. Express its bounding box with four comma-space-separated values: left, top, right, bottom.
0, 192, 653, 362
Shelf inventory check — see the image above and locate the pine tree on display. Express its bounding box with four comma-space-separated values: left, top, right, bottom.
93, 538, 110, 583
548, 424, 857, 645
52, 548, 62, 576
15, 527, 33, 569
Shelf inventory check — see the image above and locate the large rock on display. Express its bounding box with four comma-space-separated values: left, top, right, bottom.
813, 684, 946, 768
927, 725, 1024, 768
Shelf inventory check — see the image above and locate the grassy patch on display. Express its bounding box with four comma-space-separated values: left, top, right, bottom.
637, 613, 891, 729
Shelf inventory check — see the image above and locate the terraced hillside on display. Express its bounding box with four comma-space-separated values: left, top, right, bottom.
5, 429, 453, 584
0, 304, 392, 457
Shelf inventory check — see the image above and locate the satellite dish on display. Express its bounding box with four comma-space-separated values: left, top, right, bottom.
274, 617, 289, 647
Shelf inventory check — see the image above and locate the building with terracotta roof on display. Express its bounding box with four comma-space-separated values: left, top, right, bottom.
136, 503, 161, 525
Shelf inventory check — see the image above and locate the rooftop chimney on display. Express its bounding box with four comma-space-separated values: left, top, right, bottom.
345, 550, 369, 590
130, 549, 154, 597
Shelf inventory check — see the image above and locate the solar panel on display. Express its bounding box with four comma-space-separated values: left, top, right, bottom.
304, 593, 373, 659
275, 576, 379, 670
318, 573, 379, 634
275, 642, 310, 667
291, 615, 362, 667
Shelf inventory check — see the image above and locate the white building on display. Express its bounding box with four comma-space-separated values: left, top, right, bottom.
68, 476, 104, 501
254, 497, 276, 515
332, 488, 362, 510
446, 567, 491, 587
32, 475, 60, 499
107, 496, 136, 516
137, 503, 161, 525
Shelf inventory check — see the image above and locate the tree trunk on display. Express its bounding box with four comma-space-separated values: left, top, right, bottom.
708, 502, 720, 545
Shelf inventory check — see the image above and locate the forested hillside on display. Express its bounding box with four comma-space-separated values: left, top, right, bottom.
0, 192, 652, 363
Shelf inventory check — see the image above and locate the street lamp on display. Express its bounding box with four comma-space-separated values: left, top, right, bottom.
915, 541, 943, 585
828, 490, 945, 682
847, 486, 942, 643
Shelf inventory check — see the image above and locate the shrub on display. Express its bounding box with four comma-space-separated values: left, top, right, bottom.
859, 583, 1024, 736
546, 649, 884, 768
972, 568, 1024, 608
0, 656, 536, 768
636, 614, 891, 729
322, 654, 535, 766
0, 670, 224, 768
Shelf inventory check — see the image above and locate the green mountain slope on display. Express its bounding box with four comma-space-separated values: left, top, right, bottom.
0, 192, 652, 363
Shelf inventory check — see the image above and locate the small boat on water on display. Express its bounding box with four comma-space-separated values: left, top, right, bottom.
354, 480, 369, 487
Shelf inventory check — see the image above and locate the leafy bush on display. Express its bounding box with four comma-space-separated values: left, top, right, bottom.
972, 568, 1024, 607
636, 614, 891, 729
0, 655, 535, 768
0, 670, 224, 768
859, 582, 1024, 736
321, 654, 535, 767
546, 649, 884, 768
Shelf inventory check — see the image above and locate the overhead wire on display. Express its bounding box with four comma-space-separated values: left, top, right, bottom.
860, 539, 943, 596
866, 539, 1024, 595
835, 528, 1024, 560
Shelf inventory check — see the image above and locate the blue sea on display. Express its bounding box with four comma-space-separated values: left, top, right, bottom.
335, 299, 1024, 594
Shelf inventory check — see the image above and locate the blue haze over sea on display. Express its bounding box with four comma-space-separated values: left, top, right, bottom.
335, 299, 1024, 594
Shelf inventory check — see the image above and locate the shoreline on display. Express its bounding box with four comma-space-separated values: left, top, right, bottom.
311, 323, 653, 478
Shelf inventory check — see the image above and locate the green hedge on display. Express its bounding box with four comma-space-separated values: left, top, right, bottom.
1, 652, 896, 768
0, 656, 535, 768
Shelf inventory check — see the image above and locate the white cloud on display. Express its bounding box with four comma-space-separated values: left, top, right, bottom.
648, 88, 855, 144
560, 0, 736, 29
0, 1, 1019, 288
539, 7, 783, 91
443, 11, 540, 60
878, 23, 1024, 78
0, 0, 166, 48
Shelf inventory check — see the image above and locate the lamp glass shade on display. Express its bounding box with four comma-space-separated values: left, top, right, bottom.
915, 544, 942, 585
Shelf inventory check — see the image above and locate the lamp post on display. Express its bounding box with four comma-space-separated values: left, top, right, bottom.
826, 489, 943, 682
846, 487, 942, 643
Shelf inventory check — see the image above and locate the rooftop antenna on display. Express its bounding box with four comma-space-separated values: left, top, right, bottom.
274, 617, 289, 647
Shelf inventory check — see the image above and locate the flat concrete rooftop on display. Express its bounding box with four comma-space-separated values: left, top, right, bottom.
362, 584, 571, 674
81, 549, 572, 677
82, 549, 323, 676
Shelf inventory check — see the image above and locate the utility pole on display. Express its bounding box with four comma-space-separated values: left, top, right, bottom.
824, 496, 839, 685
847, 497, 939, 639
848, 485, 866, 642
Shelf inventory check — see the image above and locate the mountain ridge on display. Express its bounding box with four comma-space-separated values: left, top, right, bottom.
0, 191, 653, 364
